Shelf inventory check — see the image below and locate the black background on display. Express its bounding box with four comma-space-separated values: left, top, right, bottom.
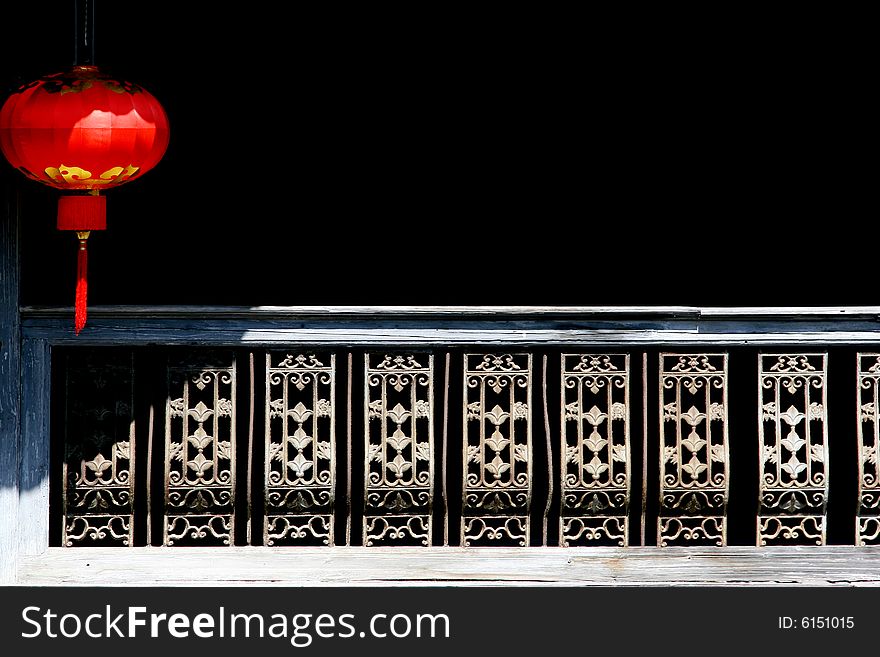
0, 7, 876, 652
0, 4, 871, 307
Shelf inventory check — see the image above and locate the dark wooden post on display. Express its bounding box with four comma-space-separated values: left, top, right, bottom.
0, 181, 21, 583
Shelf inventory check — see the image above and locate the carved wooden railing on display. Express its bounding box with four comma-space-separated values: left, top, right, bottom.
7, 306, 880, 585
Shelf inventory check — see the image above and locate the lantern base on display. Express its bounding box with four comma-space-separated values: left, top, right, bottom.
57, 194, 107, 231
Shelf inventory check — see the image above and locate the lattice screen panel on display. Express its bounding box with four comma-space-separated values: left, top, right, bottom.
51, 346, 880, 549
364, 354, 434, 546
164, 353, 236, 546
265, 353, 336, 546
462, 353, 532, 547
62, 351, 135, 547
758, 354, 828, 546
856, 354, 880, 546
658, 354, 729, 547
560, 354, 630, 546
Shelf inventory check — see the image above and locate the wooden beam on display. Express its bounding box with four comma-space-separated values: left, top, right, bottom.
20, 305, 880, 346
20, 305, 880, 319
21, 324, 880, 347
16, 546, 880, 586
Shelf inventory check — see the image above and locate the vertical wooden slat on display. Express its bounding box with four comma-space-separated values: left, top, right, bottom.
541, 354, 553, 546
345, 351, 353, 546
442, 352, 450, 546
146, 399, 154, 546
247, 352, 255, 545
641, 352, 648, 546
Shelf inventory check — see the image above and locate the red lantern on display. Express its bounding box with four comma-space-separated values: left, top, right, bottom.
0, 64, 169, 333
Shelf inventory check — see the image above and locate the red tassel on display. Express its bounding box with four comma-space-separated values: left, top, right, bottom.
74, 232, 89, 335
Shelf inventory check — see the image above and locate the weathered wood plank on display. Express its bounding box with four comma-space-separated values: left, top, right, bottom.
20, 304, 880, 319
18, 338, 50, 557
0, 185, 20, 584
20, 324, 880, 346
19, 305, 880, 346
16, 547, 880, 586
20, 305, 703, 318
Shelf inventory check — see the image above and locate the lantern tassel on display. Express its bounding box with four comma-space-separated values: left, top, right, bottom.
74, 231, 90, 335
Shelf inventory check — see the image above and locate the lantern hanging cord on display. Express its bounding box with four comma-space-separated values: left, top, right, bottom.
73, 0, 96, 66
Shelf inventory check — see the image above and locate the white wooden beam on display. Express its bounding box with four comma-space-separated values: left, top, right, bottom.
16, 546, 880, 587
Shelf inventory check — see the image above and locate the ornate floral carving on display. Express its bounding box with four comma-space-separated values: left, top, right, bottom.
669, 355, 718, 373
474, 354, 522, 372
374, 354, 425, 370
768, 355, 817, 373
571, 355, 620, 374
